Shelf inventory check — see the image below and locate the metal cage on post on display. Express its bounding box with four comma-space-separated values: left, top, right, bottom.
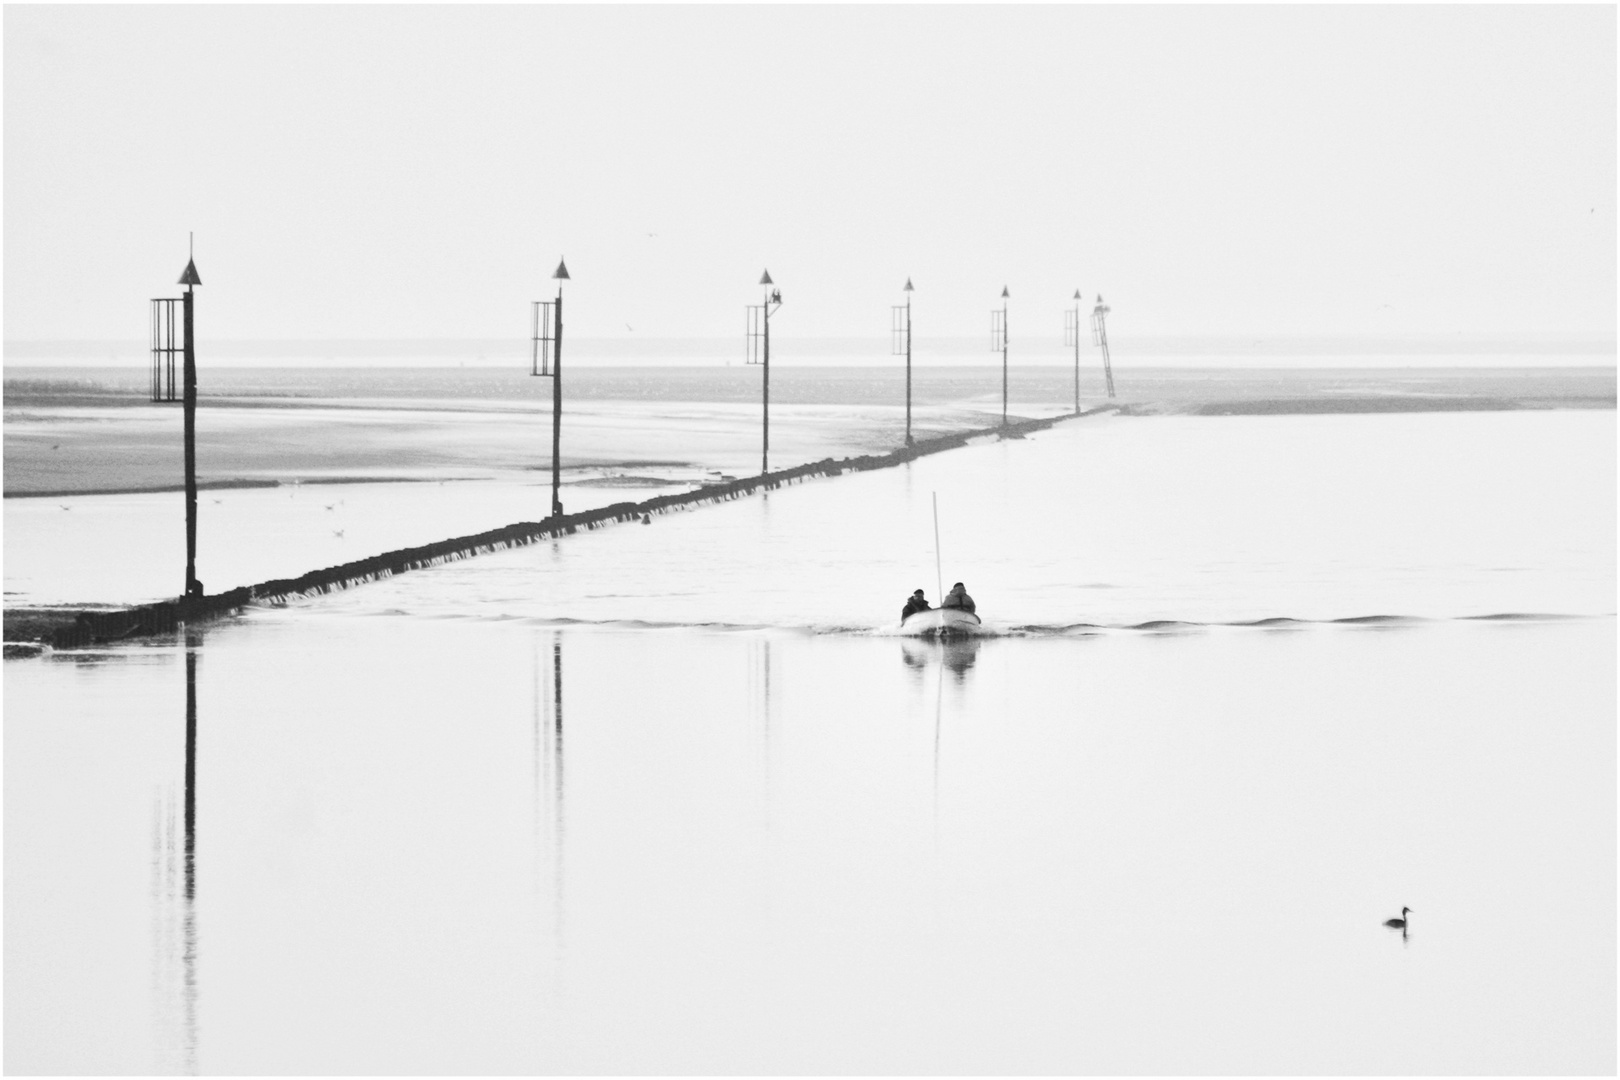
891, 304, 909, 357
151, 297, 183, 403
745, 305, 767, 365
1064, 306, 1081, 349
991, 309, 1007, 353
531, 300, 558, 377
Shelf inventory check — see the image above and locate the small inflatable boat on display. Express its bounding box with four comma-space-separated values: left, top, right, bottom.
900, 607, 983, 638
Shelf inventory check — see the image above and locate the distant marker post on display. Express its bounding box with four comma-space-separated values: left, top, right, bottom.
531, 258, 570, 517
992, 287, 1010, 427
154, 237, 205, 600
1091, 294, 1116, 398
1065, 289, 1083, 413
746, 270, 783, 474
893, 279, 915, 446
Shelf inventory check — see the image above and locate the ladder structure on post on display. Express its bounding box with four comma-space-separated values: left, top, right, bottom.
150, 298, 183, 403
530, 258, 569, 519
1091, 294, 1116, 398
991, 287, 1009, 427
745, 270, 782, 474
892, 278, 914, 445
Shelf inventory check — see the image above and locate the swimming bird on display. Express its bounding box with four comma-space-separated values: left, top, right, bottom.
1383, 907, 1411, 929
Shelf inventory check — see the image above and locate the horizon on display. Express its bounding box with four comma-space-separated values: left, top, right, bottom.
6, 330, 1615, 371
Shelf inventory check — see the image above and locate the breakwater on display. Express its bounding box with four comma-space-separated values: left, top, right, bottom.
38, 410, 1105, 649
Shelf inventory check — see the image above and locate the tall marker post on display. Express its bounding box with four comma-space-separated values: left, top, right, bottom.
1091, 293, 1116, 398
151, 237, 203, 598
745, 270, 783, 474
531, 258, 570, 518
991, 286, 1009, 427
1064, 289, 1083, 413
892, 278, 915, 445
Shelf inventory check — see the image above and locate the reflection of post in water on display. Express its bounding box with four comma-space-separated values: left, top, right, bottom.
747, 638, 775, 834
181, 637, 198, 1070
153, 635, 200, 1074
533, 633, 566, 964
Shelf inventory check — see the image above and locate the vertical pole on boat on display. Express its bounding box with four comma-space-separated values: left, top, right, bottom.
179, 236, 202, 599
932, 492, 944, 606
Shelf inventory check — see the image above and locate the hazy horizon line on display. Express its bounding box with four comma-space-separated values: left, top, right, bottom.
7, 331, 1615, 358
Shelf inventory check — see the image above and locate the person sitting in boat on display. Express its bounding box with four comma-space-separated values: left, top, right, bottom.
940, 582, 976, 614
901, 589, 931, 621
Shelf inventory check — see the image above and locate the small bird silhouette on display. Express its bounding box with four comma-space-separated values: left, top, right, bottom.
324, 503, 336, 510
59, 504, 71, 511
1383, 907, 1411, 929
332, 529, 345, 539
50, 444, 60, 450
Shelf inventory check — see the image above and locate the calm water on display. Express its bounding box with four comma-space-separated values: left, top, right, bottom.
5, 409, 1614, 1073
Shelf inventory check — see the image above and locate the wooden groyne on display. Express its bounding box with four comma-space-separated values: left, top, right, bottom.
41, 410, 1106, 649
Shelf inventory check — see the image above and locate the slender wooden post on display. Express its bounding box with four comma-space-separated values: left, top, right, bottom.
905, 287, 913, 445
177, 245, 202, 598
1000, 287, 1009, 427
183, 286, 197, 596
762, 289, 770, 475
552, 286, 564, 518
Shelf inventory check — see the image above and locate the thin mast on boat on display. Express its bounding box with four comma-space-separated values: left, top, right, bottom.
932, 492, 944, 606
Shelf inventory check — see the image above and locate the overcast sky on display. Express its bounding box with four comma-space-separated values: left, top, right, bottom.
4, 4, 1614, 346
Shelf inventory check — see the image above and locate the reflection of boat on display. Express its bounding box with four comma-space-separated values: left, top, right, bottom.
900, 634, 982, 677
900, 607, 984, 638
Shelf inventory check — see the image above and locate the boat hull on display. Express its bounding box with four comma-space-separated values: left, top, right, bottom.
899, 608, 984, 638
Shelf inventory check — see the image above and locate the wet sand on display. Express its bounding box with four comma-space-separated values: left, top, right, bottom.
5, 365, 1611, 497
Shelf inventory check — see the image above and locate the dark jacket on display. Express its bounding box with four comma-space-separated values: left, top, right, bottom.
940, 586, 976, 614
901, 595, 931, 621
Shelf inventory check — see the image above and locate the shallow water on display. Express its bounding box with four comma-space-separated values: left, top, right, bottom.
6, 618, 1613, 1073
4, 407, 1614, 1073
298, 410, 1616, 629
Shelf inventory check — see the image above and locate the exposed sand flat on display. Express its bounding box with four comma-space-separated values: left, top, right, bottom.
4, 365, 1611, 497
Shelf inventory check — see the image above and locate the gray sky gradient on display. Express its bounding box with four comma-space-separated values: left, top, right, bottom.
4, 4, 1615, 346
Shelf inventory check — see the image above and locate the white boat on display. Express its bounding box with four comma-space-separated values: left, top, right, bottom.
900, 607, 983, 638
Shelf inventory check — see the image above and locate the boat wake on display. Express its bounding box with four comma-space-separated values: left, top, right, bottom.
321, 609, 1608, 637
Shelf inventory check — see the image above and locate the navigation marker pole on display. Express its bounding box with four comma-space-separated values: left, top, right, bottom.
1091, 293, 1116, 398
893, 278, 915, 446
531, 258, 570, 518
746, 270, 783, 474
1065, 289, 1084, 413
151, 236, 204, 599
991, 287, 1009, 427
